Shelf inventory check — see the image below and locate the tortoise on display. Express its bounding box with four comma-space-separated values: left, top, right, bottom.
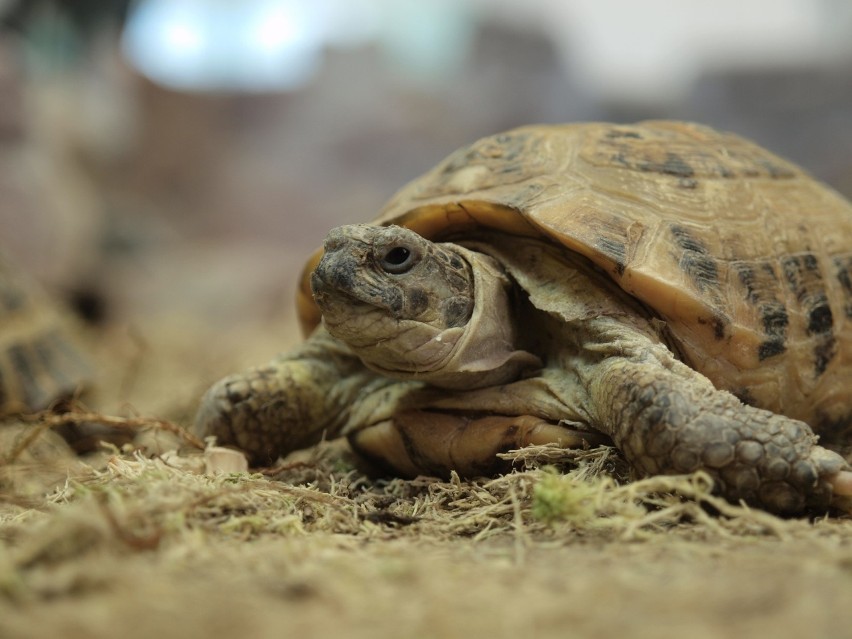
0, 251, 91, 416
195, 120, 852, 515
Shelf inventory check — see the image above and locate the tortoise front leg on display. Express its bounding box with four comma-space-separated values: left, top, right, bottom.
586, 337, 848, 515
194, 327, 384, 465
350, 411, 610, 478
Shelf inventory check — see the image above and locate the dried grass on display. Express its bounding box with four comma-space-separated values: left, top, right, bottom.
3, 412, 852, 638
1, 413, 844, 562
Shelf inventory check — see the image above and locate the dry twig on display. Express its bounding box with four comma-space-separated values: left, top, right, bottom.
21, 411, 205, 450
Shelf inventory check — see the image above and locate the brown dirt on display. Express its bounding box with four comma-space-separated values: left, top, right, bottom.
3, 319, 852, 639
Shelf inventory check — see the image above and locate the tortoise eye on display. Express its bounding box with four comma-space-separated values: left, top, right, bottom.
380, 245, 419, 274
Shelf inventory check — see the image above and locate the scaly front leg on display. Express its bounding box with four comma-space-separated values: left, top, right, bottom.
194, 327, 386, 465
584, 323, 849, 515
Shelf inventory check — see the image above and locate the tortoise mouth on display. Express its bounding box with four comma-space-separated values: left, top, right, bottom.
311, 270, 366, 311
310, 265, 401, 323
311, 270, 405, 349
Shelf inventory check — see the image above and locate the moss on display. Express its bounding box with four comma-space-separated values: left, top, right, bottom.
531, 468, 601, 524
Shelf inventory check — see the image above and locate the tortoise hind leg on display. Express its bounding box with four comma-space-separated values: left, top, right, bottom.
349, 411, 610, 478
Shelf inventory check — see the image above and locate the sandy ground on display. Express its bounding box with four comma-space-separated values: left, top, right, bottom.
5, 534, 852, 639
3, 316, 852, 639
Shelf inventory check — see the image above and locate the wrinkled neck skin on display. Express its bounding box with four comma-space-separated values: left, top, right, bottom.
314, 232, 541, 390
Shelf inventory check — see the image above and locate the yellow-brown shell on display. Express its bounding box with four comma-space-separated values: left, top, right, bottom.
0, 253, 90, 415
299, 121, 852, 431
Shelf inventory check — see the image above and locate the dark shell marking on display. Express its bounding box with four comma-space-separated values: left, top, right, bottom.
669, 225, 733, 342
833, 254, 852, 319
670, 225, 720, 294
639, 152, 696, 178
587, 125, 798, 180
781, 253, 837, 377
596, 238, 627, 275
734, 261, 789, 360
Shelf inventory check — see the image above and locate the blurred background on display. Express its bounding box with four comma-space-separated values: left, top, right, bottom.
1, 0, 852, 410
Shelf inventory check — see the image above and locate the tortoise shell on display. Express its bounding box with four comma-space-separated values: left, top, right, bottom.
0, 252, 90, 415
298, 121, 852, 434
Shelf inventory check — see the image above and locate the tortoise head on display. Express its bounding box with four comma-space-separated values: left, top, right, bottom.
312, 223, 474, 334
311, 224, 539, 388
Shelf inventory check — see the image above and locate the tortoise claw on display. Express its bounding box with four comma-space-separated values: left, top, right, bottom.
828, 470, 852, 497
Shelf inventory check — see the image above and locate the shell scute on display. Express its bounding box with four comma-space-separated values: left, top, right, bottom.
581, 122, 798, 181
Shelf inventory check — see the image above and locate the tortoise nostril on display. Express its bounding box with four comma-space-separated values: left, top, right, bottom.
323, 236, 342, 252
323, 227, 349, 252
